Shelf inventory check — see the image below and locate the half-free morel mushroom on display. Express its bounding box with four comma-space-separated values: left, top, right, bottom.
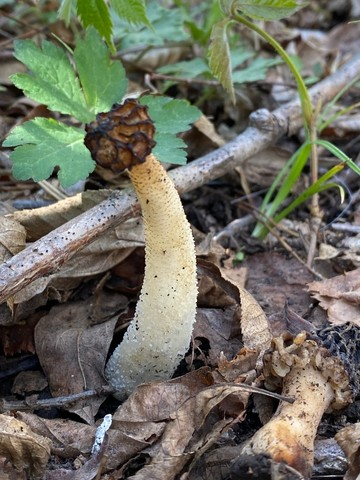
237, 323, 359, 479
84, 99, 197, 399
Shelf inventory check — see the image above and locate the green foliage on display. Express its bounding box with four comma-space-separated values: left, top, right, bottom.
205, 0, 358, 238
11, 39, 92, 123
181, 0, 223, 46
116, 2, 189, 50
208, 18, 235, 102
5, 28, 201, 186
111, 0, 151, 27
231, 56, 282, 83
157, 58, 210, 79
57, 0, 75, 25
234, 0, 308, 21
252, 144, 312, 238
11, 28, 127, 123
140, 96, 201, 165
77, 0, 114, 51
3, 118, 94, 188
157, 49, 282, 87
73, 28, 128, 114
58, 0, 151, 50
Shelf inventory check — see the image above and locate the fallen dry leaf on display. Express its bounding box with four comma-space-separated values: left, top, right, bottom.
10, 190, 113, 241
0, 414, 51, 479
34, 295, 123, 423
0, 216, 26, 263
308, 267, 360, 326
335, 422, 360, 480
45, 436, 109, 480
112, 377, 251, 479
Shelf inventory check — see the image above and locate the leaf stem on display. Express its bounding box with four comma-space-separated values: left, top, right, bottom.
230, 5, 313, 132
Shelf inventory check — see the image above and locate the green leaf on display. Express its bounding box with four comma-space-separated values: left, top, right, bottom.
116, 3, 188, 49
316, 139, 360, 176
153, 133, 189, 165
140, 95, 201, 165
141, 96, 201, 133
111, 0, 151, 27
232, 56, 282, 83
3, 118, 95, 187
157, 58, 210, 79
274, 165, 345, 224
235, 0, 308, 21
252, 142, 311, 239
74, 27, 128, 114
208, 18, 235, 103
77, 0, 114, 50
11, 39, 92, 123
58, 0, 76, 25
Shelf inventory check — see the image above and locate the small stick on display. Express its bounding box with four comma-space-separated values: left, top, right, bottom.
0, 386, 115, 412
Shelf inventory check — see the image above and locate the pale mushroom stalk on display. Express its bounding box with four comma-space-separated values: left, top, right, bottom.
84, 99, 198, 399
105, 153, 197, 397
241, 361, 333, 478
237, 324, 359, 479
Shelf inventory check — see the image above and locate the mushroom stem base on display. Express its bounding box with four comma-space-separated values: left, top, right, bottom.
241, 364, 333, 478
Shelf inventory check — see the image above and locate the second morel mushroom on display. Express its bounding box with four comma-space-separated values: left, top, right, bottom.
84, 99, 198, 399
236, 322, 359, 479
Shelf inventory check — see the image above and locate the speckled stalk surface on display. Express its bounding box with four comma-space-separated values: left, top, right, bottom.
105, 154, 197, 398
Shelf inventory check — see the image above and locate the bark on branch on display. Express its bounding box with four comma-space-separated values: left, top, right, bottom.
1, 53, 360, 304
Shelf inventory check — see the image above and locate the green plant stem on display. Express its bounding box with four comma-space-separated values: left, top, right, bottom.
309, 99, 322, 217
231, 6, 313, 130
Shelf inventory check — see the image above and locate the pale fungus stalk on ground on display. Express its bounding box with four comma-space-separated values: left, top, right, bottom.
237, 323, 359, 479
84, 99, 197, 399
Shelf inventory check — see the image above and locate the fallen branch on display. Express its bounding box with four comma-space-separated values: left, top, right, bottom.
1, 53, 360, 304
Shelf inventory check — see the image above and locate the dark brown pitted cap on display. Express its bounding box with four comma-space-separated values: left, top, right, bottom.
84, 98, 156, 172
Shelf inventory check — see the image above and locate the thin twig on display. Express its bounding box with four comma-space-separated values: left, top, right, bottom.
0, 386, 115, 412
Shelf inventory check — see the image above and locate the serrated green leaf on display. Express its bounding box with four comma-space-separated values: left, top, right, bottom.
153, 133, 188, 165
116, 3, 188, 49
208, 18, 235, 103
111, 0, 151, 27
77, 0, 113, 49
232, 56, 282, 83
140, 95, 201, 165
58, 0, 76, 25
141, 96, 201, 133
11, 39, 92, 123
74, 28, 128, 114
235, 0, 308, 21
3, 118, 95, 188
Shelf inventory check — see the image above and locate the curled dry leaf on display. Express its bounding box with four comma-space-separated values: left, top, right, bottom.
111, 371, 254, 480
0, 216, 26, 262
219, 261, 272, 353
17, 410, 163, 472
0, 414, 51, 479
45, 436, 109, 480
34, 297, 121, 423
335, 422, 360, 480
10, 190, 113, 241
309, 267, 360, 326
